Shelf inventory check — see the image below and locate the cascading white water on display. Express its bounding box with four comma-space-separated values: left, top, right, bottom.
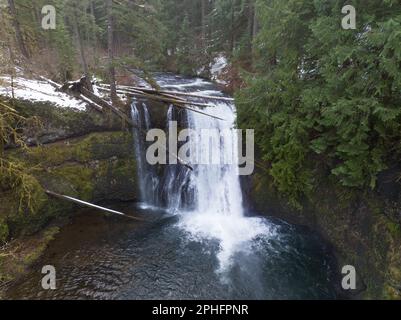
132, 75, 273, 273
161, 105, 192, 213
131, 101, 160, 207
131, 102, 146, 202
172, 85, 272, 272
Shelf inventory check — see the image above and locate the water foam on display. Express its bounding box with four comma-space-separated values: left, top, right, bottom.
178, 212, 274, 272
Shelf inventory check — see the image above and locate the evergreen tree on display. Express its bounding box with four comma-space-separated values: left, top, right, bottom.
237, 0, 401, 206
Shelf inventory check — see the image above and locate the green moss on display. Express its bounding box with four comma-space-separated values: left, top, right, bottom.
13, 131, 133, 168
249, 158, 401, 299
0, 226, 60, 291
387, 221, 401, 238
51, 164, 94, 201
3, 131, 137, 240
0, 219, 9, 244
1, 101, 139, 288
114, 158, 136, 177
23, 227, 60, 265
10, 99, 123, 140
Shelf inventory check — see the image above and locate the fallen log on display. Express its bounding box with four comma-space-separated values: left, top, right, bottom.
138, 87, 234, 103
38, 76, 62, 90
100, 83, 234, 102
57, 77, 195, 170
97, 86, 214, 108
45, 190, 143, 221
21, 76, 194, 170
38, 76, 103, 112
125, 92, 225, 121
81, 87, 133, 125
126, 90, 215, 109
80, 88, 193, 170
97, 87, 225, 121
78, 94, 103, 112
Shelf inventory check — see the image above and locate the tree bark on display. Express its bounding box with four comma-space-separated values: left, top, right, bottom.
7, 0, 29, 59
107, 0, 118, 105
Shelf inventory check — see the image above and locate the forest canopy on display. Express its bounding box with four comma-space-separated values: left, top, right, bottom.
0, 0, 259, 80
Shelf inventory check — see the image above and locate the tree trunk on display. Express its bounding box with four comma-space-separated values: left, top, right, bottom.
107, 0, 118, 105
72, 3, 93, 92
247, 1, 253, 37
252, 3, 259, 40
230, 2, 235, 54
8, 47, 15, 99
90, 0, 98, 59
201, 0, 207, 49
7, 0, 29, 59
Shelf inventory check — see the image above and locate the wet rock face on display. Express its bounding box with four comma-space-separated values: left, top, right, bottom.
137, 99, 168, 129
3, 131, 138, 238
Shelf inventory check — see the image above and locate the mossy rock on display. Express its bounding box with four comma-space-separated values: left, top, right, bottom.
0, 219, 9, 244
247, 155, 401, 299
3, 131, 138, 240
10, 99, 125, 145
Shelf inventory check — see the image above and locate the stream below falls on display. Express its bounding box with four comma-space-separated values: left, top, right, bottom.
6, 204, 338, 299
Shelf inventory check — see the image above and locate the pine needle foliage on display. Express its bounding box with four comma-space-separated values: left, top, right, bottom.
236, 0, 401, 207
0, 100, 43, 214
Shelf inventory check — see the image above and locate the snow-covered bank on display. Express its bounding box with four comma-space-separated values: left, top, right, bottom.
0, 77, 87, 110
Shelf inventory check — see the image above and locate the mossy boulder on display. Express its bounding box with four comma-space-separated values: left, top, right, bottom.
10, 99, 125, 145
2, 131, 138, 240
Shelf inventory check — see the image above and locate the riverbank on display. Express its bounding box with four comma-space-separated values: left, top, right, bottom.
0, 98, 139, 292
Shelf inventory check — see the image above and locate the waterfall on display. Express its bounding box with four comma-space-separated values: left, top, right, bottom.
161, 105, 193, 213
131, 101, 159, 207
131, 75, 272, 272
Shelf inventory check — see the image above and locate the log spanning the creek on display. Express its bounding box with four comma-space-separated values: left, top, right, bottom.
55, 77, 194, 170
98, 83, 234, 103
97, 86, 226, 121
45, 190, 143, 221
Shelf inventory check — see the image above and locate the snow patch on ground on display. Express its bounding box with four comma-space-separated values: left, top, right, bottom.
210, 54, 228, 85
0, 77, 87, 111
